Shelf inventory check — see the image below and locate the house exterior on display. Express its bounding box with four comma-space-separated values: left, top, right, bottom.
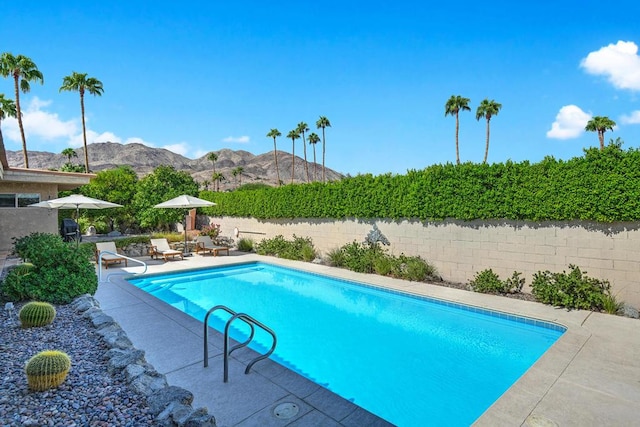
0, 141, 93, 251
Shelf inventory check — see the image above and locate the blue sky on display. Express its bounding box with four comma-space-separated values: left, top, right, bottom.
1, 1, 639, 176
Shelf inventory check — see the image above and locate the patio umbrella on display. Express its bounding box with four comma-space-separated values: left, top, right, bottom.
153, 195, 216, 256
30, 194, 123, 247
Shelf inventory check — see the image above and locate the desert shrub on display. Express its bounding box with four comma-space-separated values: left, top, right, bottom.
300, 244, 317, 262
601, 292, 623, 315
236, 238, 254, 252
329, 242, 438, 281
469, 269, 504, 293
531, 264, 610, 310
255, 235, 316, 261
394, 255, 437, 282
339, 241, 382, 273
373, 255, 395, 276
469, 269, 525, 294
326, 247, 346, 267
3, 233, 98, 304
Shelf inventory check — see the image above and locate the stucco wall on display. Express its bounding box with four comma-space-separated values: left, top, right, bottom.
210, 216, 640, 308
0, 183, 59, 251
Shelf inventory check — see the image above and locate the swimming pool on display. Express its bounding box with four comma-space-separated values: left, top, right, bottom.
128, 262, 565, 426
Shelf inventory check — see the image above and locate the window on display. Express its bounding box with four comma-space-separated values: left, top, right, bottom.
0, 193, 41, 208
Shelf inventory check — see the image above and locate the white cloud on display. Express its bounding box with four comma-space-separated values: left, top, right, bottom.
162, 142, 189, 156
4, 97, 78, 142
1, 97, 195, 157
546, 105, 591, 139
193, 149, 210, 158
222, 135, 250, 144
621, 110, 640, 124
580, 41, 640, 91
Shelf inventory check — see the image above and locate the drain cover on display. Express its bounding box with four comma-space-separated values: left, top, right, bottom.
273, 402, 299, 419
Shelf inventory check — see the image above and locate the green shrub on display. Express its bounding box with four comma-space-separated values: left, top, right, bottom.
300, 244, 317, 262
3, 233, 98, 304
328, 241, 438, 281
531, 264, 610, 310
236, 238, 254, 252
395, 255, 436, 282
469, 269, 504, 293
469, 270, 525, 294
601, 292, 623, 315
373, 255, 394, 276
504, 271, 525, 293
255, 235, 317, 262
326, 247, 346, 267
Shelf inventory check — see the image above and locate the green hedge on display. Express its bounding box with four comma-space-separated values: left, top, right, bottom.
200, 144, 640, 222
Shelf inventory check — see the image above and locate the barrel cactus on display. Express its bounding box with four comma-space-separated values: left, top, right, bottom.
25, 350, 72, 391
19, 301, 56, 328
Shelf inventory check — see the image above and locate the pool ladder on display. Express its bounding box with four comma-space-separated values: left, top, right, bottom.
203, 305, 277, 383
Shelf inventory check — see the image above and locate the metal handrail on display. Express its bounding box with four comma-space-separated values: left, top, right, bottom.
203, 304, 277, 382
203, 305, 255, 367
224, 312, 277, 382
97, 250, 148, 282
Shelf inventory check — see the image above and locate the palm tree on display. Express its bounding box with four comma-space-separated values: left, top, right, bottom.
475, 99, 502, 164
267, 128, 282, 186
308, 132, 320, 181
201, 180, 210, 191
207, 152, 218, 175
445, 95, 471, 165
0, 94, 17, 165
59, 72, 104, 173
585, 116, 616, 150
296, 122, 310, 182
232, 166, 244, 187
61, 147, 78, 164
0, 53, 44, 168
211, 172, 225, 191
287, 129, 300, 184
316, 116, 331, 182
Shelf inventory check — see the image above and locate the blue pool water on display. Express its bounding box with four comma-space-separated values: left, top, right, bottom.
128, 262, 564, 426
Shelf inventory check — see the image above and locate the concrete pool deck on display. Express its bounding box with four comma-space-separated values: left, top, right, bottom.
91, 252, 640, 426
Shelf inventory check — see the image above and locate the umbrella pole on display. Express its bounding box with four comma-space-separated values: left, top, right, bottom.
183, 209, 190, 256
76, 205, 80, 249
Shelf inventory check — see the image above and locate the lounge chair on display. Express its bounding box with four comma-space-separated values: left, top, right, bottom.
95, 242, 128, 269
149, 238, 184, 261
195, 235, 230, 256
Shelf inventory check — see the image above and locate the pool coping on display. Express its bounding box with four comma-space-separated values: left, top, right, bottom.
97, 253, 640, 426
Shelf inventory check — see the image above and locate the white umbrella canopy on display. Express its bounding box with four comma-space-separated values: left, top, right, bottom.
153, 195, 216, 255
31, 194, 123, 211
153, 195, 216, 209
29, 194, 123, 246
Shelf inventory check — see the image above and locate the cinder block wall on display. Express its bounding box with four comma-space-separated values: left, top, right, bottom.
211, 216, 640, 308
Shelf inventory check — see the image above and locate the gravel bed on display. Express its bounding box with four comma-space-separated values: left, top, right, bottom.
0, 303, 155, 427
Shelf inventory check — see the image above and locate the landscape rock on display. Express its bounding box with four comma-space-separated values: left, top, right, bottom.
147, 386, 195, 415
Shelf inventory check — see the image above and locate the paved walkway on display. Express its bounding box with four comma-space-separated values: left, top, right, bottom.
4, 250, 640, 425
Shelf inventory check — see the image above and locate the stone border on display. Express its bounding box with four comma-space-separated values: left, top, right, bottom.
71, 295, 216, 427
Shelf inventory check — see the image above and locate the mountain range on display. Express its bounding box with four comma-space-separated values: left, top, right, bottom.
6, 142, 344, 190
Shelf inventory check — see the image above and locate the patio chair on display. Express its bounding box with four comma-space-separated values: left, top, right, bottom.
95, 242, 128, 269
195, 235, 230, 256
149, 238, 184, 261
